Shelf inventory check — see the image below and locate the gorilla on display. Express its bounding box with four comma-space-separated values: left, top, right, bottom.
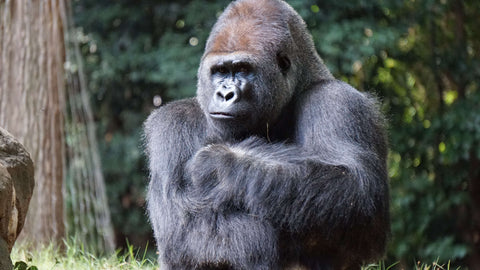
144, 0, 390, 269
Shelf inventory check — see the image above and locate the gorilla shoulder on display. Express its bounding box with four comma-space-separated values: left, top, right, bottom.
298, 79, 382, 116
144, 98, 206, 154
145, 97, 204, 128
296, 79, 387, 157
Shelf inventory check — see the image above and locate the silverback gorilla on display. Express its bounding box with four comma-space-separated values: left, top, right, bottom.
144, 0, 390, 269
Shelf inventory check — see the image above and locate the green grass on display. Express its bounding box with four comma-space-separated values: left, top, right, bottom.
11, 241, 459, 270
363, 261, 461, 270
11, 239, 158, 270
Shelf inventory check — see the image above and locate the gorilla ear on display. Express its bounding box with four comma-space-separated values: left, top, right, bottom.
277, 53, 291, 75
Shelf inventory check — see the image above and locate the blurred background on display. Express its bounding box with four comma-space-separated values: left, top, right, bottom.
1, 0, 479, 268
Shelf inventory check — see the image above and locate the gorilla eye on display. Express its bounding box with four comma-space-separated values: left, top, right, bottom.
277, 54, 291, 74
218, 67, 228, 74
238, 66, 249, 73
235, 63, 252, 74
212, 66, 229, 75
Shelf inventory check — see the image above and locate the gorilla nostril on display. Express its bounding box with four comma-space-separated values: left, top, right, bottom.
225, 92, 235, 101
216, 89, 238, 102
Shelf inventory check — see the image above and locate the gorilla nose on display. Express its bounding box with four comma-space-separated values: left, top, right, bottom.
215, 86, 240, 105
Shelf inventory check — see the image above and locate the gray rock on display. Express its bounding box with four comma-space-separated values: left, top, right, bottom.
0, 164, 12, 245
0, 238, 12, 270
0, 128, 34, 270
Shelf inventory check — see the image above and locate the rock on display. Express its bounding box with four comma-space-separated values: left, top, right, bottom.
0, 164, 12, 244
0, 238, 12, 270
0, 128, 35, 270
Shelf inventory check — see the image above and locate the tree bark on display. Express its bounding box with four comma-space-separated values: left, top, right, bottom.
0, 0, 66, 246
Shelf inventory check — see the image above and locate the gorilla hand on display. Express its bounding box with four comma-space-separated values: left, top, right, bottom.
185, 137, 289, 212
186, 143, 242, 211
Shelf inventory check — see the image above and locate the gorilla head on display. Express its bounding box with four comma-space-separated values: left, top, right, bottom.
196, 0, 332, 141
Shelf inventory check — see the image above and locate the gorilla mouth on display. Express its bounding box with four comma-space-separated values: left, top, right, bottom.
210, 112, 236, 119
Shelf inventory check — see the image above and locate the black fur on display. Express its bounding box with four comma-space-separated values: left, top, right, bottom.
144, 0, 389, 269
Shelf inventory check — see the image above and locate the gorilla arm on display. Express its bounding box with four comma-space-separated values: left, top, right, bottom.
188, 80, 390, 259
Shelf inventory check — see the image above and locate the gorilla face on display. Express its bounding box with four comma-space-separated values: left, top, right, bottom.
206, 54, 256, 121
197, 50, 294, 140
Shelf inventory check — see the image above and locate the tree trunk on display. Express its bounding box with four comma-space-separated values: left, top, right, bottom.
0, 0, 67, 246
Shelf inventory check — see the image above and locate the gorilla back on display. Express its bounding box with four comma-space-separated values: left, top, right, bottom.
144, 0, 390, 269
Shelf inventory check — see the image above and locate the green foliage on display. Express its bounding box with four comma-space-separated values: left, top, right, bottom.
369, 0, 479, 264
13, 261, 38, 270
73, 0, 480, 267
